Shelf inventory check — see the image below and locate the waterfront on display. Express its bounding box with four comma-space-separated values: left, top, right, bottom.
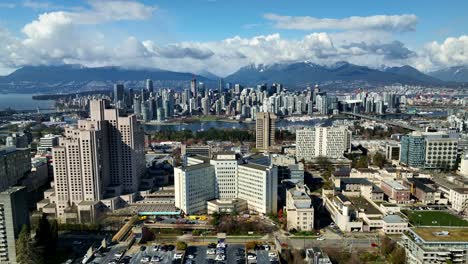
143, 118, 332, 132
0, 93, 55, 110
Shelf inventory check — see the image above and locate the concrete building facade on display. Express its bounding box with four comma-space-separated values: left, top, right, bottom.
286, 186, 314, 231
256, 112, 276, 151
0, 187, 29, 264
296, 126, 351, 161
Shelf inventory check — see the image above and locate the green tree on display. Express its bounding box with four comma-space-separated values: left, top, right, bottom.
16, 225, 40, 264
176, 241, 187, 250
381, 235, 396, 256
372, 152, 386, 168
389, 246, 406, 264
355, 155, 369, 168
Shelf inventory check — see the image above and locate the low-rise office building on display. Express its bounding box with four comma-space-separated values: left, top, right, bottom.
401, 227, 468, 264
381, 180, 411, 203
403, 178, 442, 204
448, 188, 468, 214
286, 186, 314, 231
381, 215, 408, 234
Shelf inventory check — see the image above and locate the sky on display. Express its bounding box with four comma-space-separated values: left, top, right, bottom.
0, 0, 467, 77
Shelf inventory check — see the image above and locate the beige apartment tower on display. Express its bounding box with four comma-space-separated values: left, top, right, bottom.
256, 112, 277, 151
51, 99, 145, 220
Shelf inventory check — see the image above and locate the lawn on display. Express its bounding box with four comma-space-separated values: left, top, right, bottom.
403, 210, 468, 227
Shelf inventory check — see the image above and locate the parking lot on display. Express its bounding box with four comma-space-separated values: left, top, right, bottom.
247, 246, 278, 264
127, 244, 178, 264
185, 244, 245, 264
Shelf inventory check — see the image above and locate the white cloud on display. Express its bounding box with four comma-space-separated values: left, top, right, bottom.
422, 35, 468, 70
264, 13, 418, 32
0, 3, 466, 77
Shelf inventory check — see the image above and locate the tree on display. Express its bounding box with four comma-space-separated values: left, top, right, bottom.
389, 246, 406, 264
372, 152, 386, 168
16, 225, 40, 264
381, 235, 396, 256
176, 241, 187, 250
355, 155, 369, 168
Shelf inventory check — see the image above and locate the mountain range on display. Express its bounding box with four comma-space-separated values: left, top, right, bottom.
428, 66, 468, 82
224, 61, 448, 88
0, 62, 467, 94
0, 65, 214, 94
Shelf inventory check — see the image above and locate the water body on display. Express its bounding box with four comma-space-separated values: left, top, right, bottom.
0, 93, 55, 110
144, 118, 332, 132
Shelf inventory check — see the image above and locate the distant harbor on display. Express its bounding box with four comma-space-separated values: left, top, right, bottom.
0, 93, 55, 111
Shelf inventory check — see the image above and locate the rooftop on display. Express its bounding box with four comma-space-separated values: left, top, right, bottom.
240, 163, 269, 171
348, 196, 382, 215
184, 163, 213, 171
382, 180, 408, 191
383, 215, 406, 224
340, 178, 371, 185
187, 155, 211, 163
411, 227, 468, 243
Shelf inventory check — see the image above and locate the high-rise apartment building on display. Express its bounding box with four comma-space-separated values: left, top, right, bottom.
146, 79, 153, 94
296, 126, 351, 161
113, 84, 124, 104
50, 99, 145, 221
190, 78, 197, 98
0, 186, 29, 264
256, 112, 277, 151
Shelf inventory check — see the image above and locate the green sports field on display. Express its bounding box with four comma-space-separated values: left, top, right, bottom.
403, 210, 468, 227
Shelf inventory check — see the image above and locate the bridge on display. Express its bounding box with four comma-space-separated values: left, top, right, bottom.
343, 112, 422, 131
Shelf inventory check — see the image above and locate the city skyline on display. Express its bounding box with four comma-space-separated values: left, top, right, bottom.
0, 0, 467, 76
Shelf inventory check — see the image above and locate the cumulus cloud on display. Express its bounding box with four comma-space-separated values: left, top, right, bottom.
264, 13, 418, 32
0, 2, 466, 77
342, 41, 415, 60
423, 35, 468, 69
143, 42, 215, 60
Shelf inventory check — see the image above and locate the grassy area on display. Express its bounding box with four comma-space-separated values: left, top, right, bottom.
413, 227, 468, 242
403, 210, 468, 227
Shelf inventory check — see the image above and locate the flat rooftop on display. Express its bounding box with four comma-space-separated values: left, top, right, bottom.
184, 163, 213, 171
240, 163, 268, 171
383, 180, 408, 191
412, 227, 468, 243
348, 196, 382, 215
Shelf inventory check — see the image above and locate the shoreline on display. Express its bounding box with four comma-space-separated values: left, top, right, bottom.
144, 118, 254, 126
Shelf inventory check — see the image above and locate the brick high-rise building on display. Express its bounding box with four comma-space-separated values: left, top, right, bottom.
256, 112, 276, 151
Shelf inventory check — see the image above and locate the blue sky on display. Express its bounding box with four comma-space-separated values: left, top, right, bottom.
0, 0, 467, 76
